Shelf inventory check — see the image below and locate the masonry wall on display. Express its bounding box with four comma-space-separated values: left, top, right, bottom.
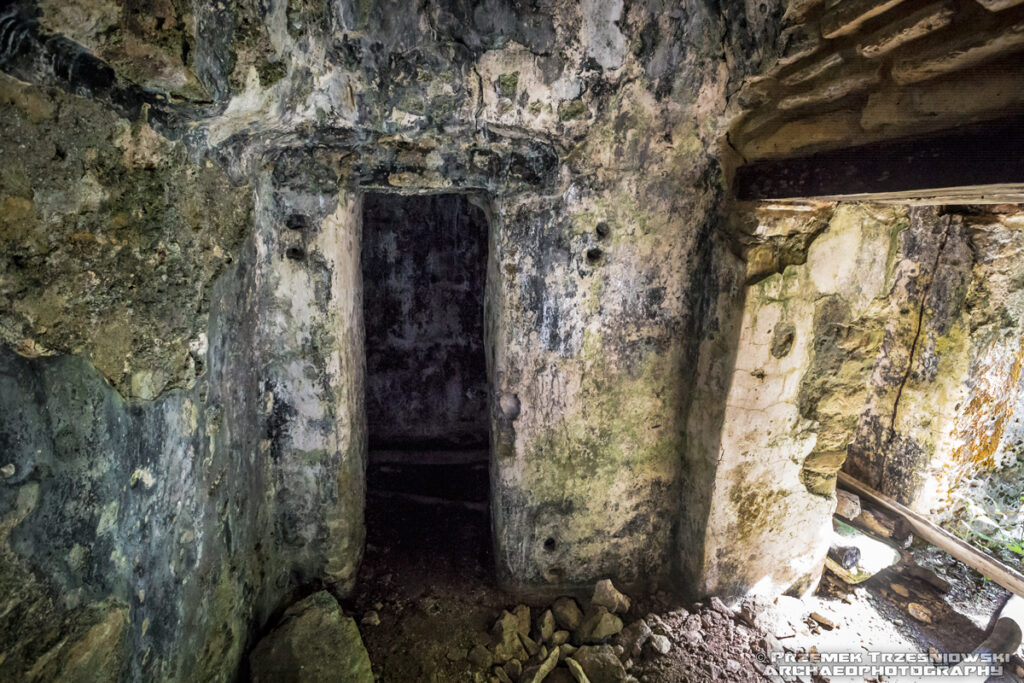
27, 0, 1024, 679
690, 202, 1024, 600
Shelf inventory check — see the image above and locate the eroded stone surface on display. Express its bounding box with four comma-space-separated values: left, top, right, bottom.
249, 591, 374, 683
4, 1, 1023, 680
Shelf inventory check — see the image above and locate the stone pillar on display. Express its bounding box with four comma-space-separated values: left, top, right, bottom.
253, 156, 366, 593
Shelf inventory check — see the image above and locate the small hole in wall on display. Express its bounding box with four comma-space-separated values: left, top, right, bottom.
286, 214, 309, 230
586, 247, 603, 264
595, 221, 610, 239
544, 537, 557, 552
285, 246, 306, 261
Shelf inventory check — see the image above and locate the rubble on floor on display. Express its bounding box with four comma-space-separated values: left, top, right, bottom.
434, 580, 775, 683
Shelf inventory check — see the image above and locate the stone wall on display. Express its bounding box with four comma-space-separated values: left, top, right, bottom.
688, 202, 1024, 600
0, 1, 789, 678
24, 0, 1024, 679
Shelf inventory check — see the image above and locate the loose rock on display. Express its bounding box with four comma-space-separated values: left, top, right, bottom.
469, 644, 493, 670
591, 579, 631, 615
571, 645, 627, 683
579, 606, 623, 643
908, 603, 933, 623
538, 609, 557, 642
530, 646, 560, 683
618, 619, 651, 656
647, 634, 671, 655
514, 605, 532, 636
709, 596, 733, 617
565, 657, 591, 683
494, 611, 530, 663
553, 597, 584, 631
249, 591, 373, 683
809, 612, 835, 630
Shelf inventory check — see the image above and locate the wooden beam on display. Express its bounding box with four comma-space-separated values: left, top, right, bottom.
838, 471, 1024, 599
735, 115, 1024, 202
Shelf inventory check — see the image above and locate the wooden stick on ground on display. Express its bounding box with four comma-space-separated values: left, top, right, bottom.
837, 471, 1024, 600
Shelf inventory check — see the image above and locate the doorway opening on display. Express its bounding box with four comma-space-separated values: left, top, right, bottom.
359, 192, 493, 589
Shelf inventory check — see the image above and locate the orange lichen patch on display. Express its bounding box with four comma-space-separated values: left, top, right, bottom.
945, 339, 1024, 493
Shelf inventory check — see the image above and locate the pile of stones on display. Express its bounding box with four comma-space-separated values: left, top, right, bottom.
464, 579, 671, 683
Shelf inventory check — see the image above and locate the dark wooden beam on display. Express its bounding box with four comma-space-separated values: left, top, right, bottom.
734, 115, 1024, 203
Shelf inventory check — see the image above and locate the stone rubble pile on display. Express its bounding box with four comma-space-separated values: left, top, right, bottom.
463, 580, 773, 683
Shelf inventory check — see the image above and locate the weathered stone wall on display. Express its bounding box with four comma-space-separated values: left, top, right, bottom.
37, 0, 1024, 678
691, 201, 1024, 599
362, 193, 490, 452
6, 1, 1022, 680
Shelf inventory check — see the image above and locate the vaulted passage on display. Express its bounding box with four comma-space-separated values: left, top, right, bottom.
359, 193, 493, 593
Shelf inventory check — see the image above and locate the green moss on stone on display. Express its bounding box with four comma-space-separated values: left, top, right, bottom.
497, 72, 519, 97
558, 100, 587, 121
257, 60, 288, 88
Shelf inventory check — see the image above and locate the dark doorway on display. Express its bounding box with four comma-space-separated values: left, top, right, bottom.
362, 193, 490, 456
359, 192, 492, 586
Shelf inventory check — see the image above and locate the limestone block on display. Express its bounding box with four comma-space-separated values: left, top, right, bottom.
778, 24, 823, 67
822, 0, 907, 39
777, 67, 880, 110
975, 0, 1024, 10
781, 53, 843, 86
856, 2, 956, 58
861, 62, 1024, 132
741, 111, 863, 159
892, 21, 1024, 84
787, 0, 827, 20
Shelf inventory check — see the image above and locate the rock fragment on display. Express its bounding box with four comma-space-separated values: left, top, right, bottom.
529, 646, 560, 683
908, 603, 933, 623
618, 619, 651, 656
552, 597, 584, 631
520, 632, 541, 657
494, 611, 529, 663
514, 605, 532, 636
809, 611, 835, 630
709, 596, 733, 616
647, 634, 671, 655
571, 645, 627, 682
538, 609, 556, 642
591, 579, 631, 614
468, 644, 493, 670
565, 657, 591, 683
579, 606, 623, 643
249, 591, 373, 683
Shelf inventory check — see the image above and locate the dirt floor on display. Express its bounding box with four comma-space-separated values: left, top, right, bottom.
345, 466, 1024, 682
